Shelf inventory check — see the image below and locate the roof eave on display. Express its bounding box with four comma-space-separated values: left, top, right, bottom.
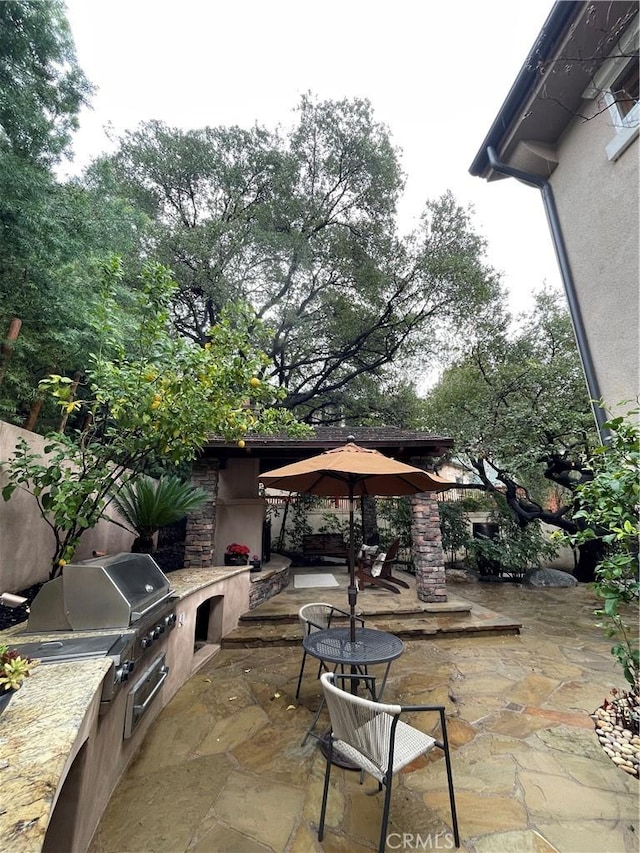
469, 0, 583, 179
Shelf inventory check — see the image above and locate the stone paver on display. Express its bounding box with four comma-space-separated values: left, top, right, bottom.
90, 579, 639, 853
212, 770, 305, 851
474, 829, 559, 853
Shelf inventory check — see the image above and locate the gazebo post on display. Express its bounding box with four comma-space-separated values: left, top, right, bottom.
409, 455, 448, 603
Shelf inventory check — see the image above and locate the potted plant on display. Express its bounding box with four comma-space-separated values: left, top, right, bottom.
224, 543, 251, 566
0, 642, 38, 716
250, 554, 262, 572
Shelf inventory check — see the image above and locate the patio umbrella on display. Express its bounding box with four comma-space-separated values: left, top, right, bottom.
259, 442, 456, 640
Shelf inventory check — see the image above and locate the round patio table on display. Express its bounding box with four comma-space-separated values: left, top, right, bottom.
301, 626, 404, 765
303, 627, 404, 692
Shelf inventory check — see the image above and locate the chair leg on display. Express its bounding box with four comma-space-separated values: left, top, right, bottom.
295, 650, 307, 699
378, 773, 394, 853
366, 575, 401, 594
318, 737, 333, 841
439, 712, 460, 848
384, 572, 410, 589
301, 696, 325, 746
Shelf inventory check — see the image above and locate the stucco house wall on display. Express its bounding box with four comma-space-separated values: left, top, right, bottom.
548, 103, 639, 411
470, 1, 639, 426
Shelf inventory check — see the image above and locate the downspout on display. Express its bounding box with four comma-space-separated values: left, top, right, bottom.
486, 146, 609, 439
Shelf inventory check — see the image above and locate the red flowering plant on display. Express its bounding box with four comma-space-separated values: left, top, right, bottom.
225, 543, 250, 557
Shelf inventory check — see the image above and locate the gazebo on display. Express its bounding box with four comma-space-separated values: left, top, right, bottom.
183, 427, 454, 603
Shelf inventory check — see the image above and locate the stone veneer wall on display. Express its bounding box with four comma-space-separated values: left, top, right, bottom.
409, 455, 447, 603
249, 565, 290, 609
184, 458, 219, 567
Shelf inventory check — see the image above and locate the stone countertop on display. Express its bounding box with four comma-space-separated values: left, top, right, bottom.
164, 557, 290, 598
0, 659, 112, 853
167, 565, 249, 598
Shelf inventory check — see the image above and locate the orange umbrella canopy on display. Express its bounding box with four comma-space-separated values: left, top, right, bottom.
261, 442, 456, 641
259, 442, 456, 496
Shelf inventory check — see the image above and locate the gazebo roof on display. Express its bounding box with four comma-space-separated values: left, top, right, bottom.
203, 426, 453, 471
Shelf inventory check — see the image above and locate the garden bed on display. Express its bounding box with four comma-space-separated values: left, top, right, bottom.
0, 582, 43, 632
592, 690, 640, 779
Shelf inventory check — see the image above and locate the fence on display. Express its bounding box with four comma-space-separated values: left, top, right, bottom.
265, 493, 455, 512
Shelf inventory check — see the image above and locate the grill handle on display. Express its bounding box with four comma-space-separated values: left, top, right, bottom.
132, 665, 169, 717
131, 590, 174, 622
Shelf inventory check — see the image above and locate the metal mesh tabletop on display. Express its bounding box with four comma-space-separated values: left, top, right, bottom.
303, 627, 404, 666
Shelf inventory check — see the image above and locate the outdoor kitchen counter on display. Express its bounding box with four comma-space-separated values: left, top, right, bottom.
0, 563, 255, 852
167, 564, 249, 598
0, 657, 112, 853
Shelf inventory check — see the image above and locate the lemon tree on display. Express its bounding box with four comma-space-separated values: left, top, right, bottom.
2, 259, 308, 577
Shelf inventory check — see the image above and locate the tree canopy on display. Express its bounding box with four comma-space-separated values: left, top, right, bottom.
0, 1, 143, 427
420, 288, 603, 577
0, 0, 92, 164
3, 261, 308, 576
88, 98, 501, 422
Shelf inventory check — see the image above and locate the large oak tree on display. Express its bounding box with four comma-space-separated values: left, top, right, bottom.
88, 97, 500, 422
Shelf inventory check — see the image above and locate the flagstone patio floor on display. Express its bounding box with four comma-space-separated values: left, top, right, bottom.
90, 573, 639, 853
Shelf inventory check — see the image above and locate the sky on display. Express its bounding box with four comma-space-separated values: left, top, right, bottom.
62, 0, 563, 316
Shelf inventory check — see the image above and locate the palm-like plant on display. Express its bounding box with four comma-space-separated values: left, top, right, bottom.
112, 476, 208, 553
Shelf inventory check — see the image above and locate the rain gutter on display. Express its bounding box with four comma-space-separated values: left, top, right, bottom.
485, 146, 609, 439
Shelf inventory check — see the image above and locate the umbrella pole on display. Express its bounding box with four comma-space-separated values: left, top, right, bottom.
348, 482, 357, 642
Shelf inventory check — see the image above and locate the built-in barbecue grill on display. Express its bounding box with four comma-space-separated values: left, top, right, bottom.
11, 553, 177, 734
26, 552, 173, 632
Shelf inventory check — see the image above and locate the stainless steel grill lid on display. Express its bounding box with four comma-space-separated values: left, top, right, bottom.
26, 553, 172, 632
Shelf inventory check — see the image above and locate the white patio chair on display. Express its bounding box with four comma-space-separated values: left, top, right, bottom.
318, 671, 460, 853
295, 602, 364, 699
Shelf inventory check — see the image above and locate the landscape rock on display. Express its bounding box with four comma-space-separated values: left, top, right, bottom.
524, 567, 578, 588
445, 567, 480, 584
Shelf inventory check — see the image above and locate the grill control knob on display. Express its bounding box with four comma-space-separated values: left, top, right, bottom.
164, 613, 177, 629
115, 660, 135, 683
151, 626, 162, 640
156, 623, 166, 635
141, 636, 153, 649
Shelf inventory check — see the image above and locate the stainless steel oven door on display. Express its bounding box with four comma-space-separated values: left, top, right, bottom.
123, 654, 169, 740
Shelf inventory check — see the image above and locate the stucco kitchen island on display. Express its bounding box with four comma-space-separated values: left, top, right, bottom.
0, 564, 252, 853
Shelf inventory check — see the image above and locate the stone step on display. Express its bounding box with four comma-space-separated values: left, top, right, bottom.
221, 610, 521, 648
238, 600, 472, 625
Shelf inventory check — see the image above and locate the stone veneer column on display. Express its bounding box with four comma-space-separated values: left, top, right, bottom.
184, 458, 219, 568
409, 455, 448, 603
361, 495, 380, 546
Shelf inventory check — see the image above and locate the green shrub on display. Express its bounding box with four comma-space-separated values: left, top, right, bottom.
564, 410, 639, 689
438, 501, 471, 566
469, 500, 558, 575
111, 476, 208, 552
